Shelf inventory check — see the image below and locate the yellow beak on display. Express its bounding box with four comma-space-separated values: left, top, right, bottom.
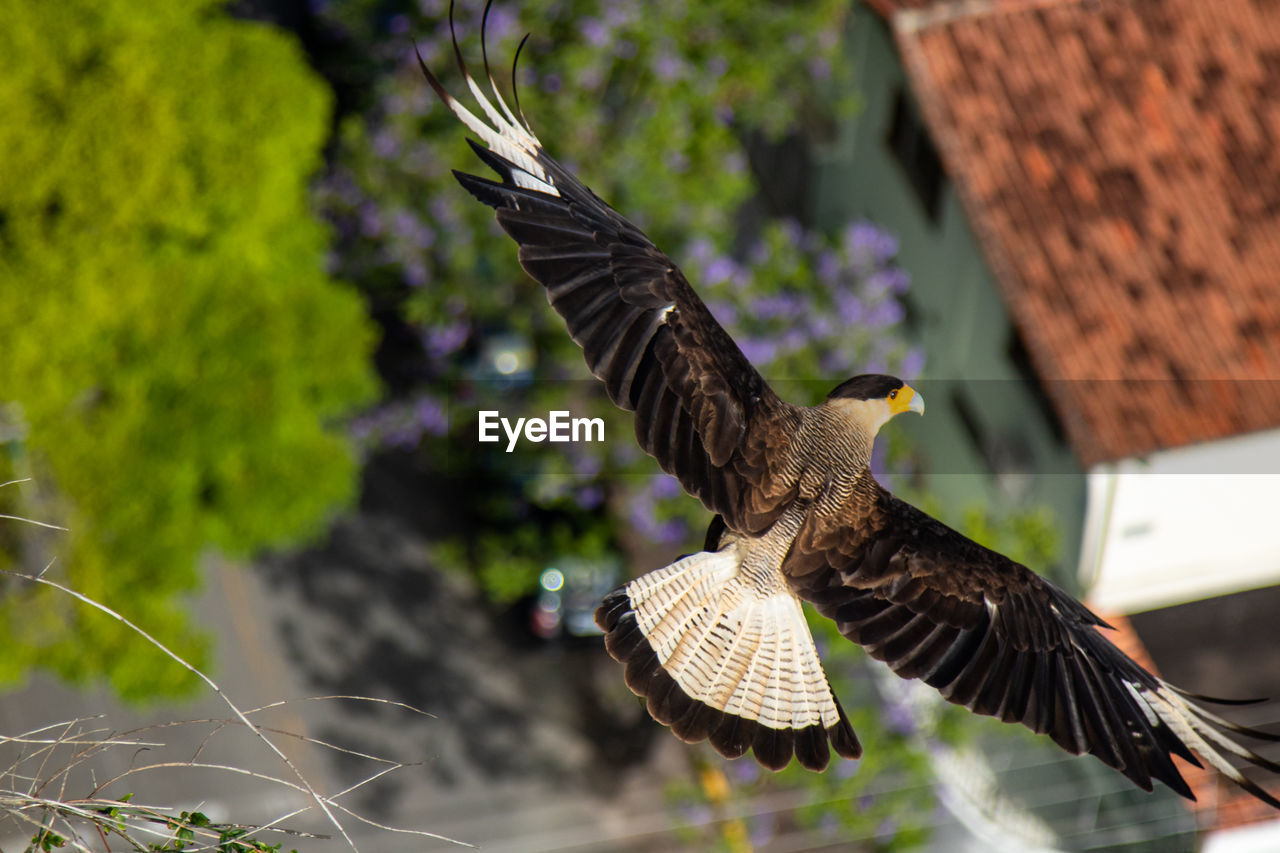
891, 384, 925, 416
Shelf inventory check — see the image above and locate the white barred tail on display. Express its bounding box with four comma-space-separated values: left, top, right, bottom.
595, 546, 860, 771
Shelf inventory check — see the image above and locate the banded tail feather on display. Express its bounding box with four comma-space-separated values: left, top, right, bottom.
595, 545, 861, 771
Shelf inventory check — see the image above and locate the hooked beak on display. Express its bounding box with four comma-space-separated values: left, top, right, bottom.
890, 384, 926, 417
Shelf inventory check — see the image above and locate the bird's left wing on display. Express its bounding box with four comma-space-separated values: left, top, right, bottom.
418, 8, 800, 531
783, 480, 1280, 805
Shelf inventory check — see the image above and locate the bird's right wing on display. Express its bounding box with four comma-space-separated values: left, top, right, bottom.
785, 480, 1280, 805
418, 6, 800, 531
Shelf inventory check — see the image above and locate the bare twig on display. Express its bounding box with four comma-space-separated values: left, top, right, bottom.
0, 561, 471, 851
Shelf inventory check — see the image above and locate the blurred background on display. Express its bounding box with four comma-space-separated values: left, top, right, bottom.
2, 0, 1279, 850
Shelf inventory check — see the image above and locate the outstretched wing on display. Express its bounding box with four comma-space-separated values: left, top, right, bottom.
418, 8, 799, 532
784, 480, 1280, 805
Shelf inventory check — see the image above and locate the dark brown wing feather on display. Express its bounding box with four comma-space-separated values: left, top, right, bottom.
420, 34, 799, 530
785, 479, 1280, 806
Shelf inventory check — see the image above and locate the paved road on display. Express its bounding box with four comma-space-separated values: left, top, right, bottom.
0, 508, 688, 852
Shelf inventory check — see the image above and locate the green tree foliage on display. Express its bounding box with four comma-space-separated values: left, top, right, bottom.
0, 0, 378, 699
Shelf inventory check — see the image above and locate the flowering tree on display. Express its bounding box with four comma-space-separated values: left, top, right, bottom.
318, 0, 920, 592
315, 0, 947, 845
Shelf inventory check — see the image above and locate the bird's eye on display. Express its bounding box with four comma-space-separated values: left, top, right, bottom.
888, 389, 898, 400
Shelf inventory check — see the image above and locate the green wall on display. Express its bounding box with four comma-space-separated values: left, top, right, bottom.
813, 4, 1085, 585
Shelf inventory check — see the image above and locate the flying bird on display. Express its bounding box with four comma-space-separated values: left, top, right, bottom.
419, 2, 1280, 807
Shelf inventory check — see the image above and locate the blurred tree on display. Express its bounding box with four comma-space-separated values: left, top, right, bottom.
0, 0, 378, 699
315, 0, 941, 845
316, 0, 924, 597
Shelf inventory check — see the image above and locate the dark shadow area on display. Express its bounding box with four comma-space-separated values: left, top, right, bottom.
256, 458, 658, 816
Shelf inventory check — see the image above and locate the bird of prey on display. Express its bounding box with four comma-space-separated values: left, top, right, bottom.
419, 2, 1280, 807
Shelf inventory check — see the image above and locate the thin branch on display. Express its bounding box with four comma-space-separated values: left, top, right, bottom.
0, 569, 363, 852
0, 513, 68, 531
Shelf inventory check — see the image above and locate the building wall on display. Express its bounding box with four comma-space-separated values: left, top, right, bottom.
1081, 427, 1280, 613
812, 3, 1086, 584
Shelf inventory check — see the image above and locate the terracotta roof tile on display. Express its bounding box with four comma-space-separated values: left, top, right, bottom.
1090, 607, 1280, 832
883, 0, 1280, 463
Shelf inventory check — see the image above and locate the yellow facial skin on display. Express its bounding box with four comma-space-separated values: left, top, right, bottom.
888, 384, 926, 417
826, 383, 926, 439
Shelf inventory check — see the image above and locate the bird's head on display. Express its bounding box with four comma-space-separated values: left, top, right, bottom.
824, 373, 925, 437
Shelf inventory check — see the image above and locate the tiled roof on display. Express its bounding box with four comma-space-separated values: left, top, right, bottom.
1125, 587, 1280, 831
878, 0, 1280, 464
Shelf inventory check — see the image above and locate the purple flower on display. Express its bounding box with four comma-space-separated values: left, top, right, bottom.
484, 6, 516, 41
816, 249, 841, 284
865, 300, 904, 329
704, 256, 737, 284
579, 17, 609, 47
679, 804, 713, 826
412, 39, 441, 66
415, 396, 448, 436
901, 347, 926, 378
820, 350, 848, 376
749, 814, 776, 848
387, 14, 409, 36
404, 260, 428, 288
424, 320, 468, 358
808, 57, 831, 81
604, 4, 633, 29
541, 73, 562, 93
652, 474, 681, 500
732, 759, 760, 784
752, 293, 804, 320
883, 267, 911, 295
834, 292, 865, 326
883, 699, 916, 736
844, 221, 899, 265
738, 338, 777, 366
706, 56, 728, 79
569, 449, 603, 479
627, 496, 661, 540
392, 210, 434, 248
429, 197, 455, 227
779, 325, 808, 354
574, 485, 604, 510
654, 52, 684, 83
687, 237, 715, 265
656, 518, 686, 545
703, 299, 737, 327
809, 313, 835, 339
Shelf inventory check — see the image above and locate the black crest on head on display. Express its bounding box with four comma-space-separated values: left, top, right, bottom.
826, 374, 904, 401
